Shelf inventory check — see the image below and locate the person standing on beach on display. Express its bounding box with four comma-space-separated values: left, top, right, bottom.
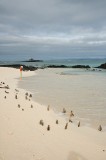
20, 66, 23, 80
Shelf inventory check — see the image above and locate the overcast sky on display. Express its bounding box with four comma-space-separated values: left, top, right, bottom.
0, 0, 106, 60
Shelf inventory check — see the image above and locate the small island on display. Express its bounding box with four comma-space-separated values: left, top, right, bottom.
22, 58, 43, 62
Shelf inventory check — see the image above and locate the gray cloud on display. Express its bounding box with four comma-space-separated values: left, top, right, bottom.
0, 0, 106, 59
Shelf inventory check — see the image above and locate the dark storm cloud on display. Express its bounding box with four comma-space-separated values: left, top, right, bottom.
1, 0, 106, 32
0, 0, 106, 59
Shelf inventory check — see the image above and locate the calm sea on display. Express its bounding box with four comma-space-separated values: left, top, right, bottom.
0, 58, 106, 67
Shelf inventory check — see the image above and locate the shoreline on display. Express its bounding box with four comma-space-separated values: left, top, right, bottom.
0, 62, 106, 69
18, 68, 106, 131
0, 67, 106, 160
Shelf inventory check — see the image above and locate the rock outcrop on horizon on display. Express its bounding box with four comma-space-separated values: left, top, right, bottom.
0, 64, 91, 70
96, 63, 106, 69
47, 64, 90, 68
0, 64, 38, 71
72, 65, 90, 68
47, 65, 68, 68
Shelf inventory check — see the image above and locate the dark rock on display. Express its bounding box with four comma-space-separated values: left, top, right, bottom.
70, 111, 74, 117
18, 104, 20, 108
0, 63, 91, 70
47, 64, 90, 69
96, 63, 106, 69
5, 85, 9, 89
39, 120, 44, 126
0, 64, 38, 71
29, 94, 32, 98
15, 89, 19, 92
65, 123, 68, 129
47, 65, 68, 68
69, 119, 73, 123
47, 105, 50, 111
78, 121, 80, 127
25, 92, 28, 96
15, 95, 18, 99
98, 125, 102, 131
0, 85, 10, 89
56, 120, 59, 124
47, 125, 50, 131
5, 90, 9, 94
72, 65, 90, 68
62, 108, 66, 113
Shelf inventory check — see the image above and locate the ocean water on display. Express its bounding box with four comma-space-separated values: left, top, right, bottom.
0, 58, 106, 67
18, 59, 106, 130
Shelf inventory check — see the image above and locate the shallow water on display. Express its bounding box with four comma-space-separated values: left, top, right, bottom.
18, 68, 106, 130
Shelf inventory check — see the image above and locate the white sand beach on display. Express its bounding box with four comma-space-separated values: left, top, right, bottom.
0, 67, 106, 160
